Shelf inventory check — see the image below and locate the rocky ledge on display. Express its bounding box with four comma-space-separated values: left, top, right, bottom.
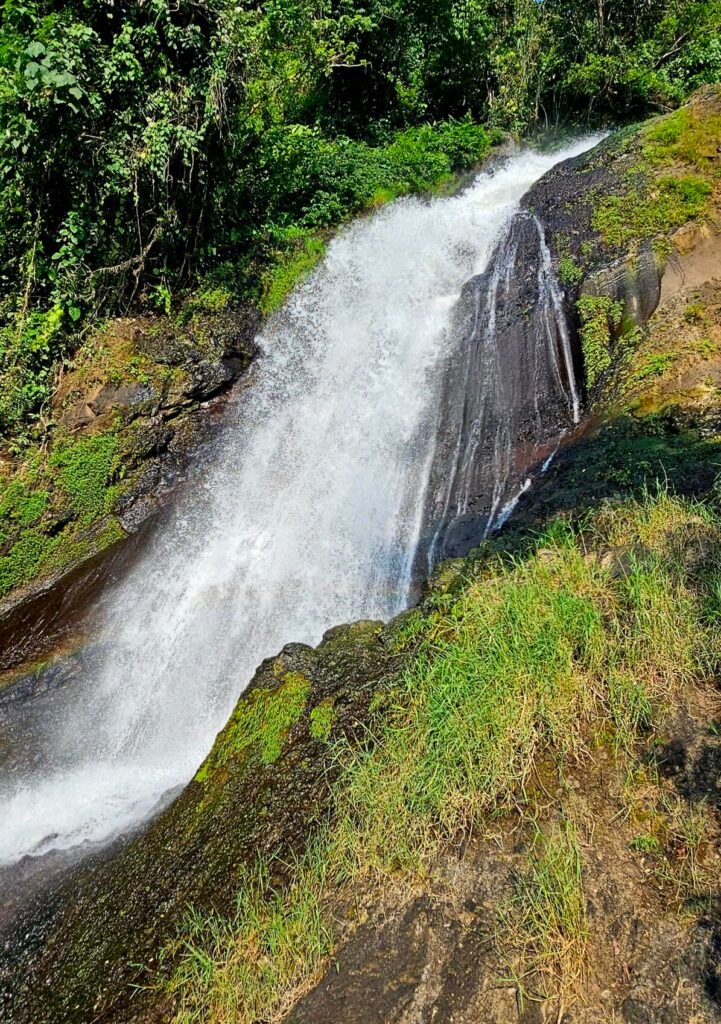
0, 302, 260, 673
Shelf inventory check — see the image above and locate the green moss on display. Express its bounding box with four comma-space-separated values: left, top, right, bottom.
0, 477, 48, 537
0, 528, 59, 596
198, 672, 312, 781
0, 429, 125, 599
49, 433, 119, 525
0, 512, 124, 599
309, 700, 335, 743
47, 516, 125, 573
592, 175, 712, 250
577, 294, 624, 390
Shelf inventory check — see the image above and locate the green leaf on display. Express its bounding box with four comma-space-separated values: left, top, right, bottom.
68, 307, 82, 322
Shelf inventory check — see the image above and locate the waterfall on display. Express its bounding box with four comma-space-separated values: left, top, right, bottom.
0, 137, 601, 868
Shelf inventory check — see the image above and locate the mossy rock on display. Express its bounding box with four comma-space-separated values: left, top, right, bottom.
0, 622, 397, 1024
0, 306, 259, 651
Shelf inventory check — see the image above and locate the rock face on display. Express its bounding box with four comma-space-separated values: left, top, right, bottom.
0, 307, 260, 673
421, 208, 581, 560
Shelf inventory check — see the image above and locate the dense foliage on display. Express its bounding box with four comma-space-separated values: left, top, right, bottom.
0, 0, 720, 434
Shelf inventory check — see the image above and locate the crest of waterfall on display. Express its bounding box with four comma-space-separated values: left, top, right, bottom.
0, 136, 602, 868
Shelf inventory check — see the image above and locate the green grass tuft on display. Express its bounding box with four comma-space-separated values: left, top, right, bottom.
500, 821, 588, 1004
169, 852, 332, 1024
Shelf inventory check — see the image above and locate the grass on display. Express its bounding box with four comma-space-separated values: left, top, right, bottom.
591, 94, 721, 254
168, 491, 721, 1020
260, 233, 328, 317
330, 493, 711, 880
168, 853, 332, 1024
592, 175, 712, 250
499, 821, 588, 1005
642, 101, 721, 176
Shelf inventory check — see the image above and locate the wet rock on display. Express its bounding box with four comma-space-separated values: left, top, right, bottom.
582, 245, 663, 329
0, 306, 260, 658
0, 621, 395, 1024
422, 208, 582, 558
186, 353, 248, 400
89, 382, 153, 417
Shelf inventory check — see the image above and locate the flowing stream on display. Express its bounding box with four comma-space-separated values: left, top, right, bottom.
0, 137, 600, 868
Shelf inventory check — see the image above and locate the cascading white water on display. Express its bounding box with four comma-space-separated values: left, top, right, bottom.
0, 138, 601, 867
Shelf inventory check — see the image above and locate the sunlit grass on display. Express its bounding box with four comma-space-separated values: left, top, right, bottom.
499, 821, 588, 1005
169, 490, 721, 1021
168, 849, 331, 1024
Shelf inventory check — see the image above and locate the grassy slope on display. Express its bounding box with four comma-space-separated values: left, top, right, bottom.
578, 87, 721, 403
167, 490, 721, 1022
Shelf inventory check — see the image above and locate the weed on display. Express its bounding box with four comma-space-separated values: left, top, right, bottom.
631, 833, 661, 853
577, 294, 624, 389
685, 300, 707, 323
630, 352, 678, 384
558, 255, 584, 286
169, 852, 332, 1024
499, 821, 588, 1005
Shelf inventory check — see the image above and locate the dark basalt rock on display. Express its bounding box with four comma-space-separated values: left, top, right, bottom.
583, 244, 662, 327
420, 207, 581, 561
519, 132, 666, 373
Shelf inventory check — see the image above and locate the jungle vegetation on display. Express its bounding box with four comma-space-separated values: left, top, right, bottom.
1, 0, 720, 436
